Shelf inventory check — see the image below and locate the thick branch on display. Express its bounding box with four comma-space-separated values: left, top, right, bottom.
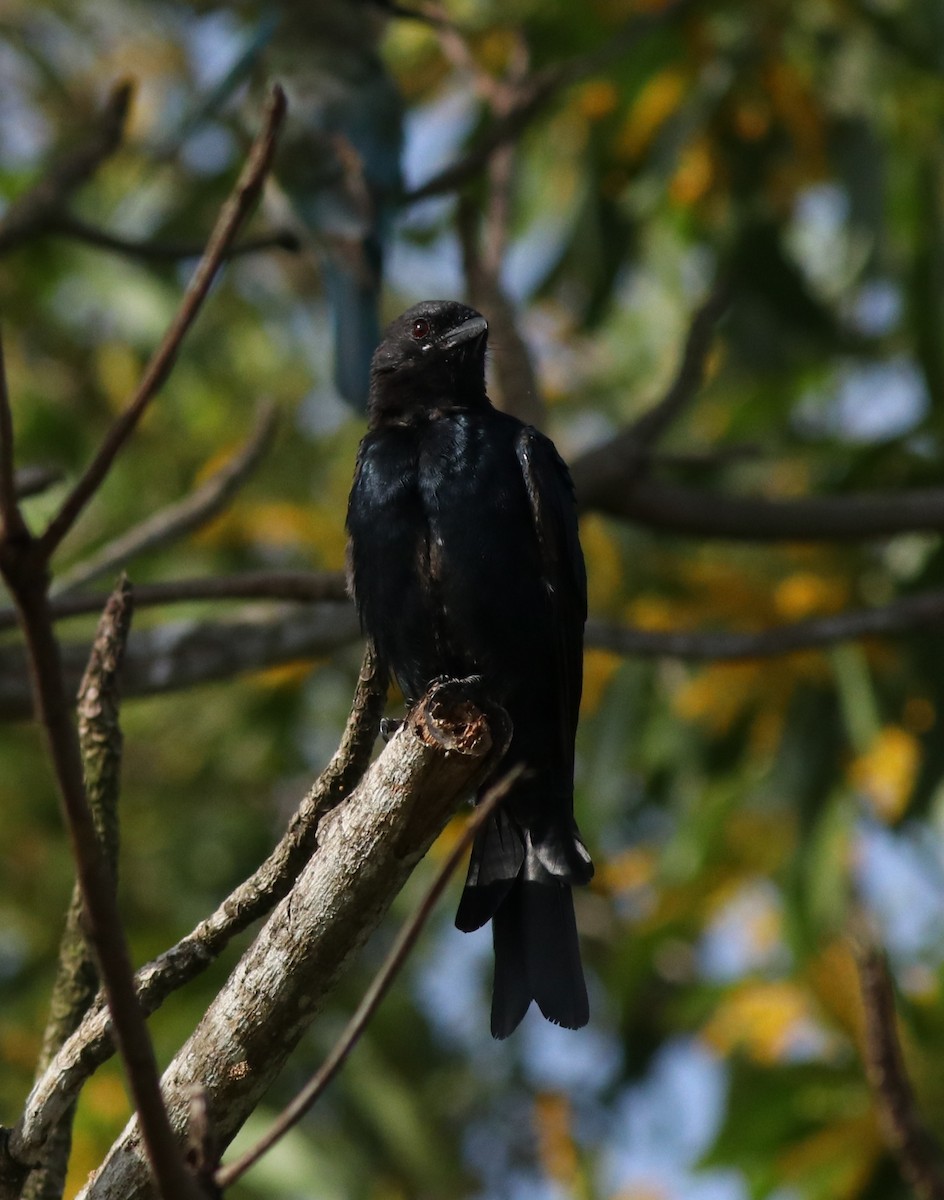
52, 402, 279, 596
217, 763, 520, 1190
577, 474, 944, 540
77, 681, 499, 1200
0, 603, 361, 722
40, 85, 287, 558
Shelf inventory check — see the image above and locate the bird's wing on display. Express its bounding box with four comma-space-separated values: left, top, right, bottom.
514, 426, 587, 756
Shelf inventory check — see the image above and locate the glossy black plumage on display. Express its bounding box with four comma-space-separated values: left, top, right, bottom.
346, 300, 592, 1037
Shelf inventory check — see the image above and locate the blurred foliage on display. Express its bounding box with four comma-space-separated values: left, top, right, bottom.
2, 0, 944, 1198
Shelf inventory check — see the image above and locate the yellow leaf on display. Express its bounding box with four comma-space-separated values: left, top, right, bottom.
577, 79, 619, 122
599, 846, 658, 894
774, 572, 847, 620
701, 980, 819, 1064
581, 647, 621, 715
669, 135, 715, 207
777, 1113, 880, 1199
533, 1093, 580, 1189
848, 725, 920, 822
581, 514, 624, 611
615, 68, 687, 160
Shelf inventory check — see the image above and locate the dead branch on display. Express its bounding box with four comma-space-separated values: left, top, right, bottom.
216, 764, 520, 1189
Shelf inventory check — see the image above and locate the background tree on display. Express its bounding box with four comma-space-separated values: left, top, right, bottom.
2, 1, 944, 1198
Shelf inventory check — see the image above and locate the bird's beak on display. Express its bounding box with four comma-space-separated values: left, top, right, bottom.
438, 315, 488, 350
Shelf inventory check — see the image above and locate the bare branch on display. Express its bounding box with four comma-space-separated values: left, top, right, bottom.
24, 580, 134, 1200
0, 332, 27, 542
854, 935, 944, 1200
0, 82, 133, 256
75, 681, 500, 1200
570, 281, 730, 506
0, 526, 200, 1200
586, 588, 944, 659
52, 402, 279, 596
12, 648, 385, 1177
48, 213, 300, 263
0, 570, 349, 634
578, 474, 944, 540
40, 84, 287, 559
217, 763, 522, 1190
0, 603, 360, 722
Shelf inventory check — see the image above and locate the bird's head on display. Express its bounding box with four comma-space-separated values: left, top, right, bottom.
367, 300, 489, 426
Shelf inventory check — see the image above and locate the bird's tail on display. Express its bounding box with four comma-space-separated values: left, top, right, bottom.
455, 808, 592, 1038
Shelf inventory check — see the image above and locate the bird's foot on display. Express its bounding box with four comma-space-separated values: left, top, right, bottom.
380, 716, 403, 742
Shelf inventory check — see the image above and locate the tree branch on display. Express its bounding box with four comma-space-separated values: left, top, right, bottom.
0, 570, 349, 635
47, 214, 300, 263
586, 588, 944, 659
40, 85, 287, 558
854, 936, 944, 1200
76, 681, 500, 1200
23, 580, 134, 1200
578, 474, 944, 540
51, 402, 279, 596
0, 332, 26, 542
0, 603, 360, 722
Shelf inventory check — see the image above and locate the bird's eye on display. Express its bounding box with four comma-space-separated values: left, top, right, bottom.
411, 318, 431, 341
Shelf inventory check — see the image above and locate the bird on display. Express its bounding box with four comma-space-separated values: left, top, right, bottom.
346, 299, 593, 1037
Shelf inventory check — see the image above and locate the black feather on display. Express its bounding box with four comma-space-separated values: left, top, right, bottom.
346, 300, 592, 1036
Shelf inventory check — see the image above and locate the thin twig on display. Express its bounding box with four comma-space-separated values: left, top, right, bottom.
570, 281, 730, 504
0, 332, 27, 541
23, 580, 134, 1200
40, 84, 287, 558
215, 764, 522, 1190
52, 401, 279, 596
620, 281, 732, 448
49, 213, 300, 263
854, 935, 944, 1200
